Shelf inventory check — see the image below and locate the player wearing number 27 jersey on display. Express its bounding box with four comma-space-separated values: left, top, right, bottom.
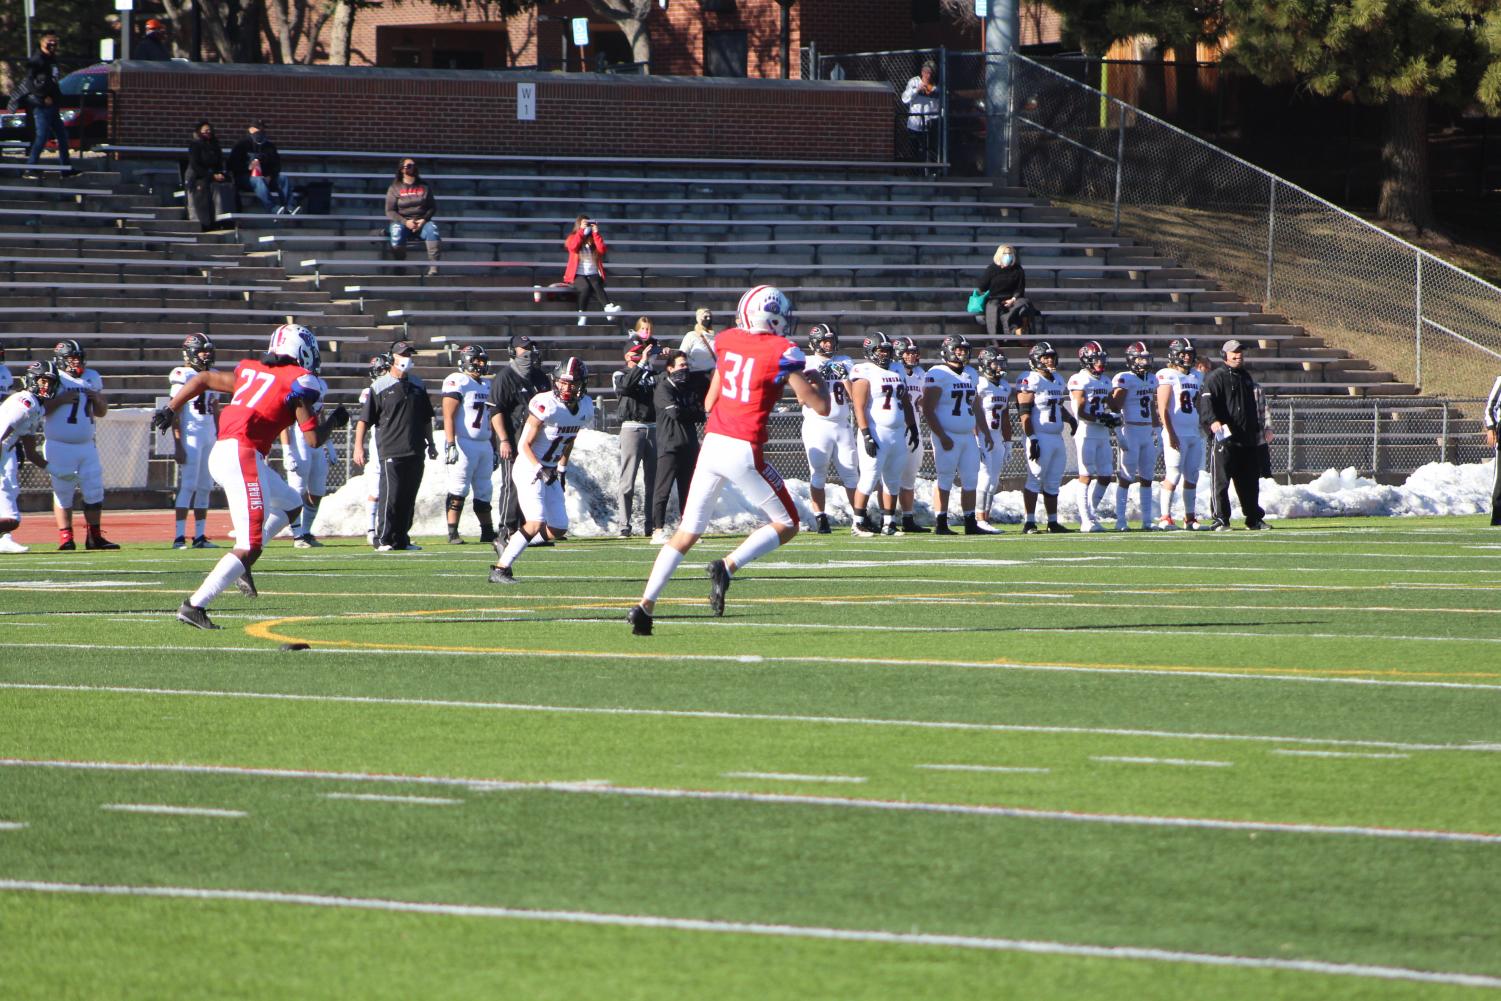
155, 323, 349, 630
629, 286, 829, 636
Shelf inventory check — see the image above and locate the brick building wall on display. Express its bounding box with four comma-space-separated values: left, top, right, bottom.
108, 62, 895, 160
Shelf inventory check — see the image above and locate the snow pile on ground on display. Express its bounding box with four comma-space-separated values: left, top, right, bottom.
312, 430, 1497, 538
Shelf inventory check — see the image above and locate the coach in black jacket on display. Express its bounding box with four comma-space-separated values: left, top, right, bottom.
1200, 339, 1269, 530
650, 350, 705, 536
490, 336, 552, 541
360, 341, 437, 550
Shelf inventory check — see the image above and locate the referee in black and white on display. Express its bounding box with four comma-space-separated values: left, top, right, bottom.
1485, 372, 1501, 526
1201, 339, 1269, 531
361, 340, 437, 551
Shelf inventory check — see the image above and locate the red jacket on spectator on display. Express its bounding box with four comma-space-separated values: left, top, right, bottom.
564, 228, 608, 284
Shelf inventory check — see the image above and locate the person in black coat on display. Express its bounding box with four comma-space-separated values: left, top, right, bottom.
490, 335, 553, 543
650, 350, 704, 541
1200, 339, 1270, 530
976, 244, 1037, 340
227, 120, 296, 214
184, 121, 232, 231
357, 341, 437, 550
22, 34, 71, 171
134, 19, 173, 60
612, 330, 658, 538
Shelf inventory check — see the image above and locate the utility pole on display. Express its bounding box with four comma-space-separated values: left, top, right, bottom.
985, 0, 1018, 180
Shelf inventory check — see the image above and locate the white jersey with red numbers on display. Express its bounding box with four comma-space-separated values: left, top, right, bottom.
802, 353, 853, 424
218, 358, 322, 455
0, 390, 46, 455
43, 368, 104, 445
705, 327, 805, 447
443, 371, 493, 442
522, 390, 594, 469
169, 366, 219, 438
924, 364, 980, 436
1157, 366, 1204, 438
1017, 370, 1069, 436
1112, 369, 1159, 426
851, 361, 909, 431
1067, 369, 1112, 421
977, 374, 1012, 440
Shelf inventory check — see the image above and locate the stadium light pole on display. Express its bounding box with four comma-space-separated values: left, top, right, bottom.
984, 0, 1018, 181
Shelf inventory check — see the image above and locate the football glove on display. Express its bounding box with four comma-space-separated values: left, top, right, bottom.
1097, 410, 1123, 429
559, 469, 568, 490
538, 466, 559, 486
150, 406, 175, 432
426, 440, 438, 460
325, 404, 350, 429
1062, 410, 1079, 433
444, 441, 458, 465
906, 423, 919, 452
1028, 436, 1041, 461
862, 427, 878, 457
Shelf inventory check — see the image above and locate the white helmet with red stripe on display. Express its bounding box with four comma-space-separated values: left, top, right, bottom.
267, 322, 319, 370
735, 284, 794, 337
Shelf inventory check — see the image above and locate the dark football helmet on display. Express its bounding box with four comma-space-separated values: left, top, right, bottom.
976, 348, 1008, 382
862, 332, 895, 369
1078, 340, 1107, 375
1125, 341, 1152, 376
939, 334, 971, 368
554, 356, 588, 410
1027, 341, 1058, 372
181, 333, 216, 372
53, 338, 85, 376
1168, 337, 1196, 370
458, 344, 490, 377
368, 353, 392, 381
806, 323, 838, 356
22, 360, 60, 400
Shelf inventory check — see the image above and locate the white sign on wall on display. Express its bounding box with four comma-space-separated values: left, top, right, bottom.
571, 18, 590, 47
517, 82, 536, 121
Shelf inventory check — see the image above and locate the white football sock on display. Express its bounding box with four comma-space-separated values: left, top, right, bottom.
190, 553, 245, 608
1139, 482, 1154, 525
174, 517, 186, 539
1114, 482, 1129, 523
193, 512, 208, 537
1090, 480, 1109, 513
1077, 482, 1095, 527
497, 530, 532, 569
367, 502, 378, 532
726, 524, 782, 572
264, 508, 293, 542
642, 544, 686, 605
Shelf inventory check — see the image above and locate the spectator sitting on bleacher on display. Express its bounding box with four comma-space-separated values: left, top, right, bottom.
679, 306, 717, 403
386, 158, 442, 277
228, 119, 297, 215
184, 121, 233, 232
565, 214, 621, 325
977, 243, 1037, 340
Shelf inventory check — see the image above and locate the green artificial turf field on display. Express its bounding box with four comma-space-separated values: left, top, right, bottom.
2, 517, 1500, 999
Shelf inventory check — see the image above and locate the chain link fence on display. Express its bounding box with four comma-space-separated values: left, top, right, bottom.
1006, 53, 1501, 407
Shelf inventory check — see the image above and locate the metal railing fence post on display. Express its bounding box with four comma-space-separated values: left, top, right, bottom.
1265, 177, 1276, 308
940, 46, 950, 173
1414, 252, 1424, 391
1113, 101, 1125, 236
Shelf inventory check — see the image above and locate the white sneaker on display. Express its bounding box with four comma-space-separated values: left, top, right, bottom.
0, 534, 28, 554
1083, 523, 1105, 533
294, 537, 313, 549
650, 529, 667, 545
603, 302, 622, 313
1156, 517, 1178, 531
577, 315, 588, 326
376, 544, 394, 552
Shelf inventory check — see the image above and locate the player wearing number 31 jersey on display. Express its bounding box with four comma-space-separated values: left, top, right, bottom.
154, 323, 350, 630
629, 285, 829, 636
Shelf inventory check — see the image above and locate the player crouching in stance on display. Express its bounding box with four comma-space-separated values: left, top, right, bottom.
1068, 341, 1122, 533
923, 334, 995, 535
1017, 341, 1075, 533
487, 357, 591, 584
442, 344, 498, 545
154, 324, 349, 629
0, 363, 59, 552
975, 348, 1013, 532
168, 334, 221, 548
627, 286, 828, 635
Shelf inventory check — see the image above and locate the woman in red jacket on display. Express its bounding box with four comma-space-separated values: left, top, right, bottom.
565, 214, 621, 326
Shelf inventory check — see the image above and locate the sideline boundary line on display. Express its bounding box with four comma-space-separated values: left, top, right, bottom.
2, 879, 1499, 988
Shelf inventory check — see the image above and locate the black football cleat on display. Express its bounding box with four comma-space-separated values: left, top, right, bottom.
235, 569, 258, 598
901, 516, 930, 534
176, 602, 220, 630
85, 535, 121, 550
1022, 523, 1040, 535
706, 559, 731, 617
934, 515, 956, 536
488, 564, 516, 585
58, 540, 76, 551
814, 513, 831, 535
1046, 522, 1073, 533
628, 604, 653, 636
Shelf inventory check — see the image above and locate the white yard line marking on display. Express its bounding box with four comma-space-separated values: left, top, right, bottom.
323, 793, 462, 806
1092, 757, 1234, 768
912, 774, 1056, 780
3, 642, 1500, 691
1271, 750, 1411, 761
0, 822, 26, 831
100, 803, 246, 818
1, 683, 1497, 753
1018, 627, 1501, 645
8, 758, 1496, 845
0, 580, 150, 589
723, 772, 867, 784
0, 879, 1496, 989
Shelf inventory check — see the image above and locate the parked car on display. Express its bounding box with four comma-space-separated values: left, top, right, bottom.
2, 62, 111, 150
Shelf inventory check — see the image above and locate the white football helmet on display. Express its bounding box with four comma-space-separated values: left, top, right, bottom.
735, 284, 794, 337
268, 323, 319, 370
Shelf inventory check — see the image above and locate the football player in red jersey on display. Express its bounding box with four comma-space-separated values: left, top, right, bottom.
153, 324, 349, 629
628, 286, 828, 636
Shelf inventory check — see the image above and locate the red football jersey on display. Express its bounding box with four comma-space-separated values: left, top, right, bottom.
704, 327, 806, 448
218, 358, 322, 455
